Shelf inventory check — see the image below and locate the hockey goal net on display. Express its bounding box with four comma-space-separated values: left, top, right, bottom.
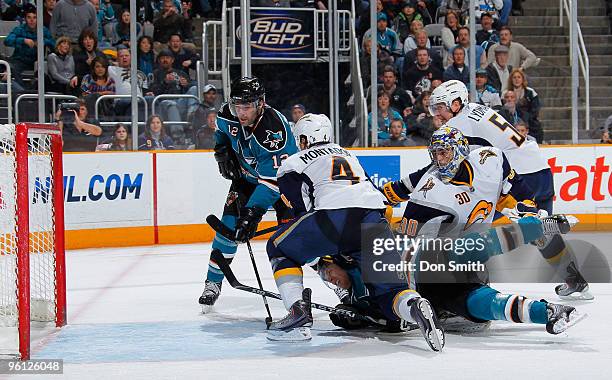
0, 123, 66, 360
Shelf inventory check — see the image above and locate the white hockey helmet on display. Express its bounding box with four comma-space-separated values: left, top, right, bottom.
293, 113, 333, 149
428, 80, 469, 116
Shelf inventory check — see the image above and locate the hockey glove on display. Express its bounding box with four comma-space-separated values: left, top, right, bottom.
235, 207, 266, 242
501, 200, 548, 222
381, 180, 410, 206
214, 144, 241, 181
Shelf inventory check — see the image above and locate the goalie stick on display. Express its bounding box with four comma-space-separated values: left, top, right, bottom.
210, 250, 395, 327
206, 215, 279, 241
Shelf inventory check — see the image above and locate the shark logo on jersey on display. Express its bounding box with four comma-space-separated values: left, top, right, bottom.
479, 149, 497, 165
263, 130, 284, 149
419, 178, 435, 198
465, 200, 493, 230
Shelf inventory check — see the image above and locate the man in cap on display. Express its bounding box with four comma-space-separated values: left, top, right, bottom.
475, 68, 501, 109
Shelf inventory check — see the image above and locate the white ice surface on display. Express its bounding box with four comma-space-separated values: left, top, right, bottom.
4, 235, 612, 380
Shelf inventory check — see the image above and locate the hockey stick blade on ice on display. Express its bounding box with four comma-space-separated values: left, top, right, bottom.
210, 250, 389, 325
206, 215, 279, 241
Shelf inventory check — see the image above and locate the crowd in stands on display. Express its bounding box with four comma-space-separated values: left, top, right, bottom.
0, 0, 560, 150
361, 0, 545, 146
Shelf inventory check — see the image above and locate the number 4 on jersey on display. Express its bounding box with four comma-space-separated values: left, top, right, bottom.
330, 156, 360, 184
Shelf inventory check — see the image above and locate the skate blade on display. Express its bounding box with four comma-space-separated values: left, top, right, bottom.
201, 305, 214, 314
267, 327, 312, 342
441, 318, 492, 334
552, 310, 588, 334
417, 300, 445, 352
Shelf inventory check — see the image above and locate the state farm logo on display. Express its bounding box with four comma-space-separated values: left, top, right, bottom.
237, 17, 312, 51
549, 156, 611, 202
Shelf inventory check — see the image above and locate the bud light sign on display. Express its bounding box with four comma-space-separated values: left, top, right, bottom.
233, 7, 315, 60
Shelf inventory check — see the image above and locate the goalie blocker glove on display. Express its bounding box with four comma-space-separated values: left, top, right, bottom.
235, 207, 266, 242
214, 144, 241, 181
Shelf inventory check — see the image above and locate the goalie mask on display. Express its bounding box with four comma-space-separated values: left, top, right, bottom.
429, 126, 470, 183
293, 113, 333, 150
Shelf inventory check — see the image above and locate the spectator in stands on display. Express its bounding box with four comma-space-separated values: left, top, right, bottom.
368, 90, 403, 141
450, 26, 486, 69
4, 5, 55, 89
179, 0, 194, 42
393, 1, 423, 43
485, 44, 511, 93
96, 123, 132, 151
291, 103, 305, 124
194, 108, 217, 149
403, 47, 442, 98
56, 98, 103, 151
476, 13, 499, 52
443, 46, 469, 84
137, 36, 156, 80
80, 56, 114, 94
499, 89, 529, 128
153, 0, 185, 45
601, 130, 612, 144
256, 0, 290, 6
380, 118, 416, 147
402, 19, 430, 55
360, 37, 394, 87
43, 0, 56, 28
475, 0, 503, 23
188, 84, 218, 132
138, 114, 175, 150
2, 0, 35, 21
362, 12, 401, 58
90, 0, 114, 47
439, 0, 468, 20
109, 9, 141, 47
404, 90, 439, 145
201, 83, 218, 108
515, 120, 537, 142
402, 30, 442, 72
487, 26, 538, 70
379, 66, 413, 117
74, 28, 104, 82
440, 11, 460, 68
506, 68, 542, 142
47, 36, 79, 95
108, 45, 151, 116
50, 0, 97, 43
167, 33, 199, 74
603, 115, 612, 135
475, 68, 501, 108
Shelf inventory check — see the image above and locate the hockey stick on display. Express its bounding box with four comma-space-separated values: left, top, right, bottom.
235, 200, 273, 326
210, 250, 390, 325
206, 214, 279, 241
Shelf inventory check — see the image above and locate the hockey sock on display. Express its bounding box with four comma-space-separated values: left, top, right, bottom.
274, 267, 304, 310
466, 286, 548, 324
457, 216, 545, 264
207, 215, 238, 283
393, 289, 420, 323
537, 234, 568, 264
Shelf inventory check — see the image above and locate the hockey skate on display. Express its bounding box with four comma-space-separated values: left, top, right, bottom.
199, 280, 222, 313
540, 214, 578, 237
409, 298, 445, 352
555, 261, 594, 301
545, 301, 587, 334
267, 288, 313, 342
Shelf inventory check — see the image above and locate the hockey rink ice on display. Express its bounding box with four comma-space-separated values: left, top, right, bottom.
11, 232, 612, 380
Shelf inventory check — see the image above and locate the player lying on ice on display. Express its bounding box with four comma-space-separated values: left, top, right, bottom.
264, 113, 445, 351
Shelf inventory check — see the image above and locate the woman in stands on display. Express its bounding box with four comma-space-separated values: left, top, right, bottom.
96, 123, 132, 151
137, 36, 156, 82
74, 29, 105, 83
81, 56, 115, 96
368, 90, 403, 141
47, 36, 79, 95
138, 115, 175, 150
111, 9, 142, 47
404, 90, 441, 145
441, 11, 460, 68
506, 68, 543, 142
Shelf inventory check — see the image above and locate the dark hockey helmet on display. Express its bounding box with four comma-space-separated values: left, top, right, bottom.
229, 77, 265, 116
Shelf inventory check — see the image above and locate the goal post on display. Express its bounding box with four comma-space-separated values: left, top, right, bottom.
1, 123, 66, 360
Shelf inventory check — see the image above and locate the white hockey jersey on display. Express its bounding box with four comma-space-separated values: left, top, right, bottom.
446, 103, 548, 174
276, 143, 387, 212
408, 147, 510, 234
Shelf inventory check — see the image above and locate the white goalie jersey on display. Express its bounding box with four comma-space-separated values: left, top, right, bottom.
446, 103, 548, 175
276, 143, 387, 212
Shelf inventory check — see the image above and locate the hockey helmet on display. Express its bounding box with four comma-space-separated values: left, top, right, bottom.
293, 113, 333, 149
428, 126, 470, 183
428, 80, 469, 116
229, 76, 265, 117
